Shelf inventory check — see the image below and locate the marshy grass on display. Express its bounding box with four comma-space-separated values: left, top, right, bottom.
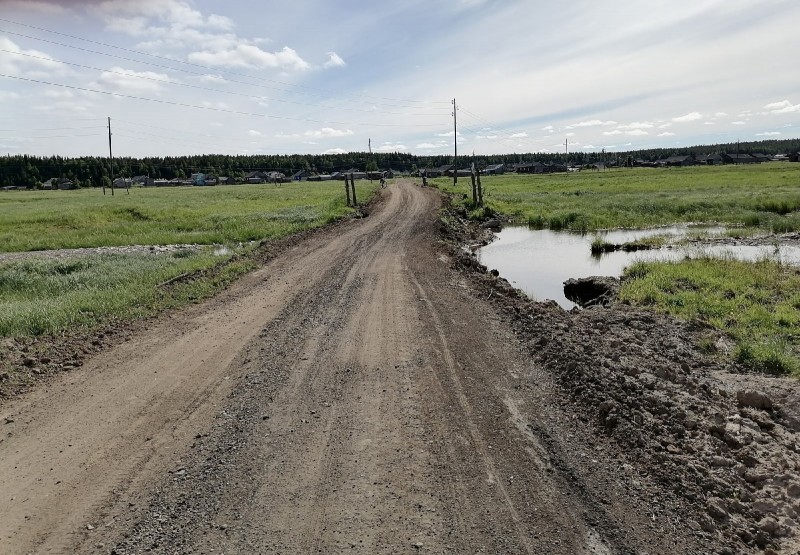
0, 249, 255, 336
0, 181, 375, 252
591, 234, 671, 254
620, 257, 800, 376
434, 163, 800, 232
0, 181, 377, 338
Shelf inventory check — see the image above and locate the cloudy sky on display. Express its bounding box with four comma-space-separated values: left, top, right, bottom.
0, 0, 798, 157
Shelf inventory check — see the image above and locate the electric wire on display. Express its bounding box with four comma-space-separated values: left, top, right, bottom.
1, 49, 445, 117
0, 19, 449, 108
0, 73, 445, 128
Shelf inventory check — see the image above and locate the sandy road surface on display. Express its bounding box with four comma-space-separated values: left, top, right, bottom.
0, 181, 704, 554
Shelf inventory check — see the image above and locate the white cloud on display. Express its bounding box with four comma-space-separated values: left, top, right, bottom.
714, 112, 728, 117
602, 130, 622, 136
189, 45, 309, 70
0, 37, 65, 77
199, 74, 228, 84
626, 129, 648, 136
703, 121, 715, 126
42, 89, 74, 99
323, 52, 346, 69
376, 143, 408, 152
510, 132, 528, 138
568, 119, 617, 128
2, 0, 68, 14
763, 100, 800, 114
248, 130, 263, 137
658, 132, 676, 137
731, 121, 746, 125
672, 112, 703, 123
304, 127, 354, 139
541, 125, 554, 132
756, 131, 781, 136
94, 0, 234, 34
93, 67, 172, 93
416, 142, 447, 149
322, 148, 347, 154
619, 121, 654, 130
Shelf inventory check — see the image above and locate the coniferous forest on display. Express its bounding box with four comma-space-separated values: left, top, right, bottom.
1, 137, 798, 188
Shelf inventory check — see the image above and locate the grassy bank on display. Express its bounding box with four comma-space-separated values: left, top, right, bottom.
436, 164, 800, 376
0, 181, 373, 252
0, 181, 376, 338
434, 163, 800, 232
620, 257, 800, 376
0, 249, 254, 336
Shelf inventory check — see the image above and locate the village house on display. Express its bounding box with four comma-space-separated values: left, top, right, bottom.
723, 153, 758, 164
657, 155, 695, 167
482, 164, 505, 175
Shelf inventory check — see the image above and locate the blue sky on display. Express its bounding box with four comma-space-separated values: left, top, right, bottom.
0, 0, 798, 157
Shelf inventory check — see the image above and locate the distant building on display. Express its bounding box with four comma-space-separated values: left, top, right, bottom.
132, 175, 154, 186
657, 155, 695, 167
482, 164, 505, 175
723, 153, 757, 164
696, 154, 723, 165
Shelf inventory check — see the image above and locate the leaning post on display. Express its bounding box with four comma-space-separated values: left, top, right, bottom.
470, 167, 477, 206
350, 173, 357, 206
344, 174, 352, 206
477, 170, 483, 207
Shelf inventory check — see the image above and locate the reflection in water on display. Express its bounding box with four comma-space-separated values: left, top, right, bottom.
477, 226, 800, 309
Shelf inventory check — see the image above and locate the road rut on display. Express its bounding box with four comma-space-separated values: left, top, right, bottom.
0, 181, 704, 554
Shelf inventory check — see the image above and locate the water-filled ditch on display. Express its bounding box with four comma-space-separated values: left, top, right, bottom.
476, 225, 800, 309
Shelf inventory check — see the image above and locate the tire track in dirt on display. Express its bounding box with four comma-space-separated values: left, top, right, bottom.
1, 181, 709, 555
409, 271, 536, 554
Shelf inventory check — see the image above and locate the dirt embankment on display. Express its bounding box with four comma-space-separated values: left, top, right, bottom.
0, 181, 796, 554
447, 209, 800, 555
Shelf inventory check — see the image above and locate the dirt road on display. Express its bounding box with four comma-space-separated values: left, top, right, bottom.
1, 181, 711, 553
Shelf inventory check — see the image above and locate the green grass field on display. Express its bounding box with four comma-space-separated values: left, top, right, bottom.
0, 181, 372, 252
620, 257, 800, 376
436, 163, 800, 375
434, 163, 800, 232
0, 181, 376, 338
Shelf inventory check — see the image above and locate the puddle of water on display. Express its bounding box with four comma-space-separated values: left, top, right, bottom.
477, 225, 800, 309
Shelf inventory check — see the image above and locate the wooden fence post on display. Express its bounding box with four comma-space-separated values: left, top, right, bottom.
477, 171, 483, 207
350, 174, 357, 206
344, 174, 351, 206
470, 172, 477, 206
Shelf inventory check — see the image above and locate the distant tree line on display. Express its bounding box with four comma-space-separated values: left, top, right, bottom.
1, 138, 798, 188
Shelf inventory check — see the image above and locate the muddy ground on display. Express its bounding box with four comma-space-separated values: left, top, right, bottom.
0, 180, 798, 554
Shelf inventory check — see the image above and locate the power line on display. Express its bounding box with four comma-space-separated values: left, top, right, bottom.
1, 49, 446, 118
0, 126, 106, 132
0, 18, 450, 108
0, 73, 445, 128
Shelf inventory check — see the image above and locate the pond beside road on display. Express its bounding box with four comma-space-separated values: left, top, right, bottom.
477, 225, 800, 309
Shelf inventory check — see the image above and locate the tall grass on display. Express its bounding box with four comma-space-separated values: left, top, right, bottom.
0, 180, 377, 338
0, 250, 252, 336
434, 163, 800, 232
620, 257, 800, 376
0, 181, 374, 252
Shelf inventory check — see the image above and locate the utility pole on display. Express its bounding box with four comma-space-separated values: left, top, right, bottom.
565, 138, 568, 156
452, 98, 458, 185
368, 138, 372, 155
107, 116, 114, 196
